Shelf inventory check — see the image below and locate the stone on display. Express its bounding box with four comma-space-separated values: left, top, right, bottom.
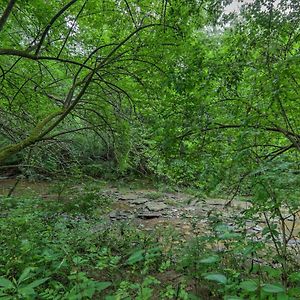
285, 216, 295, 222
130, 198, 148, 205
210, 202, 224, 206
109, 211, 117, 219
288, 239, 300, 246
188, 199, 200, 206
118, 194, 139, 201
146, 202, 168, 212
137, 212, 162, 219
109, 210, 133, 220
184, 207, 196, 212
248, 225, 263, 233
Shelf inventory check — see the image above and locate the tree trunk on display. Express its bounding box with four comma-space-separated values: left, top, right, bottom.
0, 110, 62, 165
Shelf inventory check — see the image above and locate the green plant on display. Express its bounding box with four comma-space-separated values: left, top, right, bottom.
0, 267, 49, 299
105, 276, 160, 300
64, 272, 111, 300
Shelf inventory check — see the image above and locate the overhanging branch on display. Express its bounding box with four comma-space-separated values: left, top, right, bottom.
0, 0, 17, 32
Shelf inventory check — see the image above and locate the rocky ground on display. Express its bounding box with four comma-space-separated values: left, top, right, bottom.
1, 178, 300, 250
99, 188, 300, 252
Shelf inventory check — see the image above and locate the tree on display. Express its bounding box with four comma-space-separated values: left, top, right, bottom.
145, 0, 300, 187
0, 0, 178, 166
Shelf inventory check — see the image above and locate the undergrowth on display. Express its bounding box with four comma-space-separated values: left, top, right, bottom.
0, 181, 300, 299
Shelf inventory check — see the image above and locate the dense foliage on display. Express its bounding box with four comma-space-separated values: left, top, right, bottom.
1, 0, 299, 187
0, 0, 300, 299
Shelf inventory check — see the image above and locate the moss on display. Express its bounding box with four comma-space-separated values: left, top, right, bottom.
0, 110, 63, 165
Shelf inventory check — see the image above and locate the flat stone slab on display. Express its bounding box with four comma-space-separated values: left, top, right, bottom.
146, 202, 168, 212
288, 239, 300, 246
109, 210, 133, 220
130, 198, 148, 205
118, 194, 139, 201
137, 212, 162, 219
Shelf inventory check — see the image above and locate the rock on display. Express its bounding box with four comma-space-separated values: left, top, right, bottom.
188, 199, 200, 206
137, 212, 162, 219
109, 211, 117, 218
130, 198, 148, 205
90, 220, 110, 233
146, 202, 168, 212
182, 214, 193, 219
118, 194, 139, 201
199, 207, 210, 212
102, 189, 118, 195
287, 239, 300, 246
184, 207, 196, 212
210, 202, 224, 206
109, 210, 133, 220
248, 225, 263, 233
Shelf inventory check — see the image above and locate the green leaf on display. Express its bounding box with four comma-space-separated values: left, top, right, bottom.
199, 255, 219, 264
83, 286, 95, 298
203, 273, 227, 284
240, 280, 258, 292
0, 295, 12, 300
136, 287, 153, 300
276, 295, 289, 300
18, 267, 33, 284
95, 281, 111, 292
0, 278, 13, 289
105, 297, 117, 300
187, 293, 199, 300
262, 284, 285, 294
26, 277, 49, 289
288, 287, 300, 297
105, 297, 131, 300
126, 250, 144, 265
148, 247, 161, 253
289, 272, 300, 282
19, 286, 35, 296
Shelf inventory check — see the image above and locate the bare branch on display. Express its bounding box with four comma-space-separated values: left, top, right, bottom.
0, 0, 17, 32
35, 0, 78, 55
57, 0, 88, 58
124, 0, 137, 29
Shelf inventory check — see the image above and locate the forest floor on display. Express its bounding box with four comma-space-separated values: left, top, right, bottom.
1, 178, 300, 299
1, 177, 299, 246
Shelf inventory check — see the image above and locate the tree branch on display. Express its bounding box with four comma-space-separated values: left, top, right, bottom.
35, 0, 78, 55
0, 0, 17, 32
